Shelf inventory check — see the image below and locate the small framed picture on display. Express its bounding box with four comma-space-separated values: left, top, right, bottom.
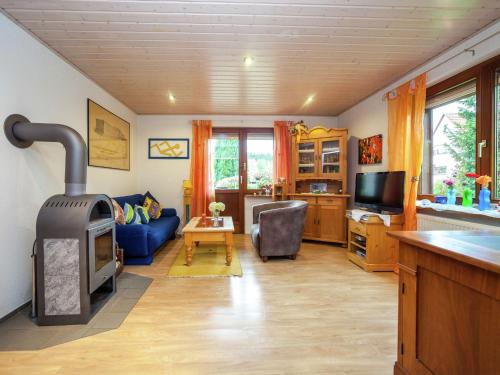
310, 183, 327, 193
148, 138, 190, 159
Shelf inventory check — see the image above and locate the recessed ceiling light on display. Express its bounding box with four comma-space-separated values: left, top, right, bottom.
305, 95, 315, 105
243, 56, 254, 66
168, 93, 176, 103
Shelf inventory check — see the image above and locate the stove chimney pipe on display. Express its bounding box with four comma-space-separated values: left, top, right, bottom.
4, 114, 87, 197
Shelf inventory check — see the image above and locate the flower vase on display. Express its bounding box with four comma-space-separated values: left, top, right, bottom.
446, 188, 456, 205
212, 211, 220, 226
478, 187, 491, 211
461, 187, 473, 207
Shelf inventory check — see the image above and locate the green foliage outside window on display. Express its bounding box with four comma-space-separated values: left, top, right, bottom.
213, 139, 239, 189
212, 138, 274, 190
440, 95, 476, 195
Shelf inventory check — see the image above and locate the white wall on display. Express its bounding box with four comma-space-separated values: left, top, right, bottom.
338, 20, 500, 206
136, 115, 337, 224
0, 13, 138, 318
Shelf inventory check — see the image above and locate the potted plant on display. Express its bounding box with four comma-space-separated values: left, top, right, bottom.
208, 201, 226, 226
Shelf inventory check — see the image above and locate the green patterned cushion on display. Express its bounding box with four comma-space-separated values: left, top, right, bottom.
124, 203, 141, 224
135, 205, 150, 224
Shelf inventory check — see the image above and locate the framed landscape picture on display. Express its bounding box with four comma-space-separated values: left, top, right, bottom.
87, 99, 130, 170
148, 138, 190, 159
358, 134, 382, 165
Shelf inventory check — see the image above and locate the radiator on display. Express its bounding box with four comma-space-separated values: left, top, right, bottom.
417, 214, 500, 231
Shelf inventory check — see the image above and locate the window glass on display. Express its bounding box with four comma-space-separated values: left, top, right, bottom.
496, 70, 500, 198
211, 134, 240, 190
247, 133, 273, 190
423, 82, 477, 196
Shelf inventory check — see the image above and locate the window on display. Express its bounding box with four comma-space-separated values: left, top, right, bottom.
421, 55, 500, 201
422, 80, 476, 196
211, 134, 240, 190
496, 69, 500, 198
210, 128, 274, 192
246, 133, 274, 190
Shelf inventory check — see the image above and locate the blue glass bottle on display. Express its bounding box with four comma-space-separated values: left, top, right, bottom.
446, 188, 456, 205
478, 187, 491, 211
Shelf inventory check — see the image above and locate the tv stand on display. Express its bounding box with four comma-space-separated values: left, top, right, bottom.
346, 211, 404, 272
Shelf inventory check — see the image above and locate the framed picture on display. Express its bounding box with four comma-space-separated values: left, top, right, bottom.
359, 134, 383, 165
148, 138, 190, 159
87, 99, 130, 170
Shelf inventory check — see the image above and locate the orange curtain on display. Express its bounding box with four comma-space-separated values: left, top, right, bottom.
190, 120, 213, 217
387, 73, 427, 230
273, 121, 293, 188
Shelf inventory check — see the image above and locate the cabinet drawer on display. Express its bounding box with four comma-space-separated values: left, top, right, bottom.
317, 197, 343, 206
290, 196, 317, 204
349, 220, 366, 236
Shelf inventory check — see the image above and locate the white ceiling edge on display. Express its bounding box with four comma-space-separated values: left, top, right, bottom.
2, 8, 498, 119
338, 19, 500, 118
0, 9, 138, 116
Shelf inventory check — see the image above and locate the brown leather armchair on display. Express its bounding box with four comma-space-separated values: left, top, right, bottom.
250, 200, 308, 262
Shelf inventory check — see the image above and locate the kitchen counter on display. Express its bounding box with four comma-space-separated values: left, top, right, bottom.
388, 230, 500, 375
388, 230, 500, 274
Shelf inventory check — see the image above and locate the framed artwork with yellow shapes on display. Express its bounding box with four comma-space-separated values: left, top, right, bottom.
148, 138, 190, 159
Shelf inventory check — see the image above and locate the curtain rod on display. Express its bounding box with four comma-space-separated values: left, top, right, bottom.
382, 29, 500, 101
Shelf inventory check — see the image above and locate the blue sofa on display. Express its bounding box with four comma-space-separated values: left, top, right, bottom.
113, 194, 180, 265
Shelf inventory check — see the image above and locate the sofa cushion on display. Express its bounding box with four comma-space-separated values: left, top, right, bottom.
114, 194, 144, 209
111, 198, 125, 225
146, 216, 180, 253
144, 196, 162, 219
160, 208, 177, 218
250, 224, 260, 251
115, 223, 149, 257
135, 205, 150, 224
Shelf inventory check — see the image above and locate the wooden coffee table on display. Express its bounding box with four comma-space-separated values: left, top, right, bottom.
182, 216, 234, 266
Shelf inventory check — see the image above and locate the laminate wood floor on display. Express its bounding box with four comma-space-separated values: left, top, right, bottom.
0, 235, 398, 375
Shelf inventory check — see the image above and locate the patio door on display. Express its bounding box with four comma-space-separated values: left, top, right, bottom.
211, 128, 274, 234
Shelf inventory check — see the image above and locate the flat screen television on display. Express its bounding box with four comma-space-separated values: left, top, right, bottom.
354, 171, 405, 214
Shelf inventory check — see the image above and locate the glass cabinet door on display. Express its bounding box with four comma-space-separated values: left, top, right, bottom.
320, 139, 340, 176
297, 141, 316, 175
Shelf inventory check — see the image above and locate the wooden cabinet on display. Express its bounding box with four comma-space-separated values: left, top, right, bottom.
290, 126, 349, 245
303, 203, 318, 238
347, 213, 404, 272
318, 203, 345, 242
290, 194, 348, 245
296, 136, 344, 180
388, 231, 500, 375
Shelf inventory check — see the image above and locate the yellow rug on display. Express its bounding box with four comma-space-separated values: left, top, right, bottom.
167, 244, 243, 277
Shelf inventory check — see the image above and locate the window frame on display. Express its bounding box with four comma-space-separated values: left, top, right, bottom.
212, 127, 274, 194
420, 54, 500, 202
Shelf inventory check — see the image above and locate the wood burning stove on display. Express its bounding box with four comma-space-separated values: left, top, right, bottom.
4, 114, 116, 325
36, 195, 116, 325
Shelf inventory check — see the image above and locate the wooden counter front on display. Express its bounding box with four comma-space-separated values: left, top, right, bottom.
388, 231, 500, 375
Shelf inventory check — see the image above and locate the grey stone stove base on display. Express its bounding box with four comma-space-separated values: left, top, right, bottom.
0, 273, 152, 351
